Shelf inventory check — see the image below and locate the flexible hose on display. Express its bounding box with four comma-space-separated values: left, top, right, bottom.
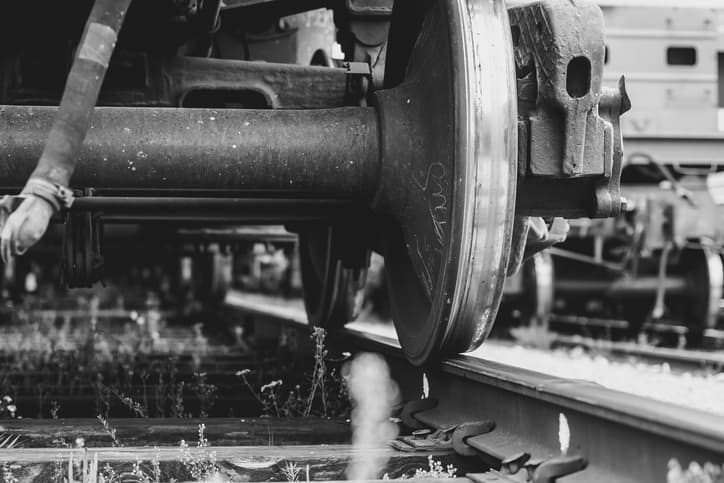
0, 0, 133, 261
30, 0, 133, 194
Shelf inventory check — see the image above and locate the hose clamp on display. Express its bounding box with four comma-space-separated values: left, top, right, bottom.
22, 178, 75, 211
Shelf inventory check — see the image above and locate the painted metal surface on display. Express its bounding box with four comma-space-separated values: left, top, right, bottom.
597, 0, 724, 164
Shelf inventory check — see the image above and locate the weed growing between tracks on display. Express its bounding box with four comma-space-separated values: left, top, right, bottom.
0, 302, 356, 420
383, 456, 458, 480
236, 327, 350, 418
0, 300, 405, 481
44, 423, 219, 483
280, 461, 307, 482
0, 309, 228, 419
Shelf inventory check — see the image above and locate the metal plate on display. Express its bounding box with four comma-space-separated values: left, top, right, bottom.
378, 0, 517, 364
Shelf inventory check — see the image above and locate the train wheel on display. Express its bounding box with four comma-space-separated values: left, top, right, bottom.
195, 249, 232, 304
380, 0, 517, 364
680, 247, 723, 341
299, 227, 366, 329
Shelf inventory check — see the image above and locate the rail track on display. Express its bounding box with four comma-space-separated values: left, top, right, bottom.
548, 333, 724, 373
226, 293, 724, 482
0, 291, 721, 482
501, 311, 724, 373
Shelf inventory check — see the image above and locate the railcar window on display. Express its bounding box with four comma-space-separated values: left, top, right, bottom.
604, 46, 609, 65
667, 47, 697, 66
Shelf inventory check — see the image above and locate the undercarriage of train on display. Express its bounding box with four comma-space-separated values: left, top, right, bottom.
503, 164, 724, 347
0, 0, 629, 364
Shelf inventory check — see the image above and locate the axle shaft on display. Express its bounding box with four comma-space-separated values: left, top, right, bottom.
0, 105, 380, 199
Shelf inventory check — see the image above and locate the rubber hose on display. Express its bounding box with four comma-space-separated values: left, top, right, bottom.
26, 0, 133, 196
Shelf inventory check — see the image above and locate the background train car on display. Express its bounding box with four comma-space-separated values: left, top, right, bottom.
502, 0, 724, 346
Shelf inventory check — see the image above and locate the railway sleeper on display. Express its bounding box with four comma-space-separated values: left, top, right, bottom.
0, 416, 582, 483
397, 401, 586, 483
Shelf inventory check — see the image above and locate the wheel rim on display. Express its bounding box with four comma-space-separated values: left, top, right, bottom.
383, 0, 518, 364
682, 247, 724, 331
299, 227, 366, 328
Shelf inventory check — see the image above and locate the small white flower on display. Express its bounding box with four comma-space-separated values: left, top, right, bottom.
261, 380, 283, 392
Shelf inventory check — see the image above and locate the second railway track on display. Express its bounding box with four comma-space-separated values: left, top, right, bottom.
549, 333, 724, 373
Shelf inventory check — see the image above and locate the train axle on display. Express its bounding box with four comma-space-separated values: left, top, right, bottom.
0, 0, 628, 364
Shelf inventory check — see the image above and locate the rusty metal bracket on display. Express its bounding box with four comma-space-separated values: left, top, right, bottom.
510, 0, 630, 219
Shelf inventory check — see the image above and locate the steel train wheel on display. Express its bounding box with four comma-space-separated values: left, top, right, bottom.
380, 0, 518, 364
299, 227, 366, 328
680, 247, 723, 338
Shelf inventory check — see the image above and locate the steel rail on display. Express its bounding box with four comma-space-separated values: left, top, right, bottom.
550, 333, 724, 373
226, 292, 724, 483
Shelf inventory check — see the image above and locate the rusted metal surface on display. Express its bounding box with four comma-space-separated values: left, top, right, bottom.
510, 0, 630, 219
111, 57, 351, 108
0, 105, 380, 198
